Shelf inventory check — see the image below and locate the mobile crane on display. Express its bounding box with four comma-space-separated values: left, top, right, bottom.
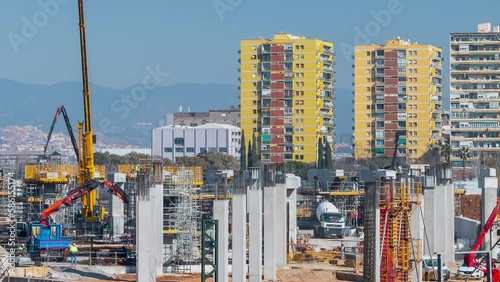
462, 197, 500, 280
43, 105, 79, 162
27, 180, 128, 261
76, 0, 100, 224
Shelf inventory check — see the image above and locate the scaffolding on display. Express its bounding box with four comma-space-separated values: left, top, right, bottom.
163, 166, 203, 274
379, 180, 422, 282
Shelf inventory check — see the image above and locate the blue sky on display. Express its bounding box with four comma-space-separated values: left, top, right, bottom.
1, 0, 500, 90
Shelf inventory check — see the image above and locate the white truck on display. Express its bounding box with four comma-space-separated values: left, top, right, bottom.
313, 202, 346, 238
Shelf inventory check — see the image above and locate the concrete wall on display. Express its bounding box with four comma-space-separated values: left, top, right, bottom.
152, 124, 241, 161
455, 216, 480, 249
423, 183, 455, 264
286, 174, 299, 245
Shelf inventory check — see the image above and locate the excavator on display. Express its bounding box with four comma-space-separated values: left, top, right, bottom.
462, 198, 500, 280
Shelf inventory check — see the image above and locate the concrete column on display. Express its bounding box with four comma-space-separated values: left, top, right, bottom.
108, 173, 126, 236
274, 183, 287, 267
232, 194, 247, 282
286, 174, 299, 247
152, 185, 163, 276
423, 189, 436, 256
214, 200, 229, 282
263, 186, 276, 280
481, 170, 498, 253
444, 183, 455, 264
137, 195, 152, 281
248, 181, 262, 282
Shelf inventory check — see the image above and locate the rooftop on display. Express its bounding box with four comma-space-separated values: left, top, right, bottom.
157, 123, 240, 130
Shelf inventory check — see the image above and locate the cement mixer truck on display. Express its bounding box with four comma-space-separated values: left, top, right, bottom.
313, 202, 346, 239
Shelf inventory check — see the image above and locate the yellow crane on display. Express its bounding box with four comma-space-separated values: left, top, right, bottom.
76, 0, 98, 223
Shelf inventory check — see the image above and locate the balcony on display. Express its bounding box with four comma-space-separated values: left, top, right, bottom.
323, 65, 334, 72
319, 111, 331, 117
324, 84, 334, 90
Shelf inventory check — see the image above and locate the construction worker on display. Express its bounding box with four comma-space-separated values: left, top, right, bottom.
18, 244, 26, 256
135, 165, 139, 172
69, 243, 78, 265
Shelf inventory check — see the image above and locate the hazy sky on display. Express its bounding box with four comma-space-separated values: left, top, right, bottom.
1, 0, 499, 90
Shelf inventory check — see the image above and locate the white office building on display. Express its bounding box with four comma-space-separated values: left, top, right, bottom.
152, 123, 241, 162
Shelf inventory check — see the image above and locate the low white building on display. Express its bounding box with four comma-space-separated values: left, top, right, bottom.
152, 123, 241, 162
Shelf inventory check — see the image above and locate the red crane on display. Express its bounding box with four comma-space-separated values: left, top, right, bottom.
40, 179, 129, 227
463, 197, 500, 280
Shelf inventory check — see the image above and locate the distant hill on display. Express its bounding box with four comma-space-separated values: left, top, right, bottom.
0, 79, 240, 146
0, 79, 354, 146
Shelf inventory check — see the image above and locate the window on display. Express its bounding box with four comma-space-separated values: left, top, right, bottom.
164, 147, 173, 153
174, 138, 184, 146
219, 147, 227, 153
413, 60, 417, 64
367, 96, 371, 100
190, 123, 198, 126
366, 51, 371, 56
366, 87, 371, 92
252, 64, 256, 68
366, 78, 371, 82
200, 148, 207, 153
366, 105, 371, 109
208, 147, 217, 152
175, 147, 184, 153
366, 60, 371, 65
186, 147, 195, 153
253, 91, 257, 96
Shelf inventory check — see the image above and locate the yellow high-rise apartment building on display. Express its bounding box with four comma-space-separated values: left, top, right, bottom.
353, 39, 444, 162
239, 34, 334, 164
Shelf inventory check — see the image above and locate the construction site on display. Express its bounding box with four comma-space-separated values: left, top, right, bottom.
2, 1, 500, 282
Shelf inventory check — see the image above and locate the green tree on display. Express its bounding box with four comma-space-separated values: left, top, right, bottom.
324, 139, 334, 169
198, 152, 240, 171
440, 142, 452, 163
284, 161, 314, 179
458, 146, 471, 180
317, 138, 324, 169
251, 132, 259, 167
240, 130, 247, 170
247, 139, 253, 168
176, 156, 209, 168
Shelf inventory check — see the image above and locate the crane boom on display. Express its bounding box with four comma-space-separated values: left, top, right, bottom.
463, 197, 500, 280
40, 180, 129, 227
43, 106, 79, 163
77, 0, 97, 221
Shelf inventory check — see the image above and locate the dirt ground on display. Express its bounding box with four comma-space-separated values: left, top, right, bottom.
459, 194, 482, 220
112, 267, 355, 281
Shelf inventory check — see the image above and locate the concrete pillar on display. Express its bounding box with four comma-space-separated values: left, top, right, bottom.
445, 183, 455, 264
137, 194, 152, 281
423, 189, 436, 256
248, 169, 262, 282
232, 194, 247, 282
263, 186, 276, 280
275, 183, 287, 267
214, 200, 229, 282
108, 173, 126, 236
480, 168, 498, 253
286, 174, 299, 247
152, 185, 163, 276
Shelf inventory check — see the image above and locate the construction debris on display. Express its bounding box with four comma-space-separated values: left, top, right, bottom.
460, 195, 482, 221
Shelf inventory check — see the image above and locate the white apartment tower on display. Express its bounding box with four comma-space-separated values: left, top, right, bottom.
450, 23, 500, 168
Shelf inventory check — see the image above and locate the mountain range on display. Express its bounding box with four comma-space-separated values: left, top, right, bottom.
0, 78, 353, 146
